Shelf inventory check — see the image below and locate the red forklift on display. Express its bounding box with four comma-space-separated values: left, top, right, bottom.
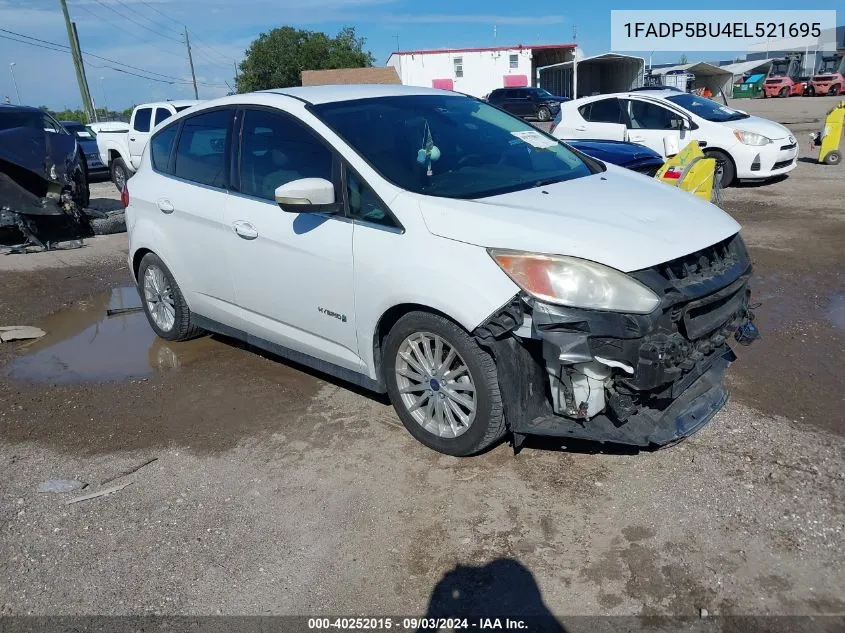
809, 53, 845, 96
763, 52, 808, 98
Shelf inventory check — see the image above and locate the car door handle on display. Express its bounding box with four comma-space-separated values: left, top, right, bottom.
629, 135, 646, 142
157, 198, 174, 214
130, 137, 136, 142
575, 126, 587, 131
232, 221, 258, 240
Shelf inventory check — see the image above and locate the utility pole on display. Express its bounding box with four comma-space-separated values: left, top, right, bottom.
184, 27, 199, 99
59, 0, 95, 121
72, 21, 98, 122
233, 60, 239, 92
9, 62, 21, 104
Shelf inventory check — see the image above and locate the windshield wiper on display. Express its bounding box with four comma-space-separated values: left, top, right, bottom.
533, 176, 565, 187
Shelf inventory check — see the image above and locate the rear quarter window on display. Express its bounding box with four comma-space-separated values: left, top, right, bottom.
150, 124, 179, 174
133, 108, 152, 133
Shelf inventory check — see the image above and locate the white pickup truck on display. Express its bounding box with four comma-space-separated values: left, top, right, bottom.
97, 100, 200, 190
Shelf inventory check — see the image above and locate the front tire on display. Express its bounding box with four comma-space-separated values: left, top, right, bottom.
137, 253, 202, 341
383, 312, 506, 456
824, 150, 841, 166
537, 106, 551, 122
705, 149, 735, 187
111, 158, 129, 193
779, 87, 789, 98
830, 85, 841, 96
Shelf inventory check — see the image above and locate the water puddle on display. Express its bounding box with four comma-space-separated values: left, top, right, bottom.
7, 287, 219, 384
825, 293, 845, 333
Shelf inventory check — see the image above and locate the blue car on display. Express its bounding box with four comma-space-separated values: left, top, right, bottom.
566, 139, 665, 177
61, 120, 109, 178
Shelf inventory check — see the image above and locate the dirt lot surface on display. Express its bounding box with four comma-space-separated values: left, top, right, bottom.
1, 96, 843, 621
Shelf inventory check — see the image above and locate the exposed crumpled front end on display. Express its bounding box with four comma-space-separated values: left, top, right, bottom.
475, 233, 759, 448
0, 124, 92, 250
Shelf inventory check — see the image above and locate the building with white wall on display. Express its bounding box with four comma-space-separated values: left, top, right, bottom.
386, 44, 576, 98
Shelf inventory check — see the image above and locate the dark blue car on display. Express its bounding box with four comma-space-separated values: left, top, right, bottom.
61, 120, 109, 177
566, 139, 665, 177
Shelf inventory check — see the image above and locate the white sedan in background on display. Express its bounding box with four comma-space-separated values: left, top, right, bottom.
551, 90, 798, 186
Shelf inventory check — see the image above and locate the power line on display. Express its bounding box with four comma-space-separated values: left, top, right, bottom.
0, 32, 178, 84
85, 0, 184, 44
112, 0, 184, 37
70, 2, 187, 62
0, 28, 227, 87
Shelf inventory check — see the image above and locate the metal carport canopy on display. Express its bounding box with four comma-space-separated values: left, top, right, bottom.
538, 52, 645, 98
720, 59, 773, 78
651, 62, 733, 96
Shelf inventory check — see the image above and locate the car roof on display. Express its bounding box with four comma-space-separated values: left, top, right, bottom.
136, 100, 201, 109
0, 104, 43, 114
261, 84, 466, 105
568, 89, 683, 105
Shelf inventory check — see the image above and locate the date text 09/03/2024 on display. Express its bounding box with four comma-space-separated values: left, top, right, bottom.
308, 617, 530, 630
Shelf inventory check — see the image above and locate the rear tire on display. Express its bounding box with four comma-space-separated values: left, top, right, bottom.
111, 158, 129, 193
824, 150, 841, 166
137, 253, 203, 342
779, 87, 789, 98
383, 311, 506, 456
704, 149, 735, 188
537, 106, 551, 122
830, 85, 841, 96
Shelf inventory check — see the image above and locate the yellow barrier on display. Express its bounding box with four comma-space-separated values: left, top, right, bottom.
654, 141, 717, 203
817, 100, 844, 165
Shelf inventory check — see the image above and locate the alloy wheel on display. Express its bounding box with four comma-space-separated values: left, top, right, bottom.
394, 332, 477, 438
143, 264, 176, 332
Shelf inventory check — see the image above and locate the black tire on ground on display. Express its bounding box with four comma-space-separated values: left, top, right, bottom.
137, 252, 203, 342
779, 87, 789, 98
830, 85, 841, 96
382, 311, 506, 456
91, 212, 126, 235
111, 158, 129, 193
705, 149, 735, 188
537, 106, 551, 122
824, 150, 841, 166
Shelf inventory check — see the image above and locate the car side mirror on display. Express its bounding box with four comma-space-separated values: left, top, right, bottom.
274, 178, 339, 214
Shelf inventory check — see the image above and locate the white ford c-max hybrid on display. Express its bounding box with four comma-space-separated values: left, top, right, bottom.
125, 85, 759, 456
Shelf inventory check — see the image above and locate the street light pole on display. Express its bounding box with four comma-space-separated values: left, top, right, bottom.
9, 62, 21, 104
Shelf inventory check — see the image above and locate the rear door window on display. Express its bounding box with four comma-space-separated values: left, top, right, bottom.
154, 108, 172, 126
581, 98, 624, 124
133, 107, 152, 133
173, 109, 232, 188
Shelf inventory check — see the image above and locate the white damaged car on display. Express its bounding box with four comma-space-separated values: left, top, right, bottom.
125, 85, 759, 455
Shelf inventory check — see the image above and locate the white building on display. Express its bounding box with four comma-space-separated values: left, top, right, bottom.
386, 44, 577, 98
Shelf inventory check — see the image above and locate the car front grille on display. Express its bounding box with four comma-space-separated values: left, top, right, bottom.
773, 159, 794, 170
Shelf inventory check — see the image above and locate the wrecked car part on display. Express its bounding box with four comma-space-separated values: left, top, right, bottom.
0, 107, 92, 250
474, 233, 757, 447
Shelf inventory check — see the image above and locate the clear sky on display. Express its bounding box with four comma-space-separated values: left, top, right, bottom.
0, 0, 840, 110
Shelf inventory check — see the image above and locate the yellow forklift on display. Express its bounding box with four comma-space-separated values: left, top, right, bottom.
812, 100, 844, 165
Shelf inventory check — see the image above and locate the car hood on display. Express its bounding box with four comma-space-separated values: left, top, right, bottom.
417, 166, 740, 273
727, 115, 792, 141
566, 139, 663, 166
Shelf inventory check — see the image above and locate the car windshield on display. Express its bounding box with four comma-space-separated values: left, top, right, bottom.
312, 95, 594, 199
665, 93, 749, 122
63, 122, 96, 139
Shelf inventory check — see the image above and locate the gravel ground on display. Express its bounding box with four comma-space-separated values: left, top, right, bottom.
0, 96, 843, 620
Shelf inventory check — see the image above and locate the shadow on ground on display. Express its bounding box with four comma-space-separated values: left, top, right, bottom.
420, 559, 566, 632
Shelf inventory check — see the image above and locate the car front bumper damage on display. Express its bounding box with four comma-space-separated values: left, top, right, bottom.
474, 234, 759, 448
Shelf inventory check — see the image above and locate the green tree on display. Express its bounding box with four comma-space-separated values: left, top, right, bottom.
679, 54, 688, 64
236, 26, 375, 92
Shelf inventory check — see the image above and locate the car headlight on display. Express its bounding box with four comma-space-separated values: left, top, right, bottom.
733, 129, 772, 146
489, 250, 660, 314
